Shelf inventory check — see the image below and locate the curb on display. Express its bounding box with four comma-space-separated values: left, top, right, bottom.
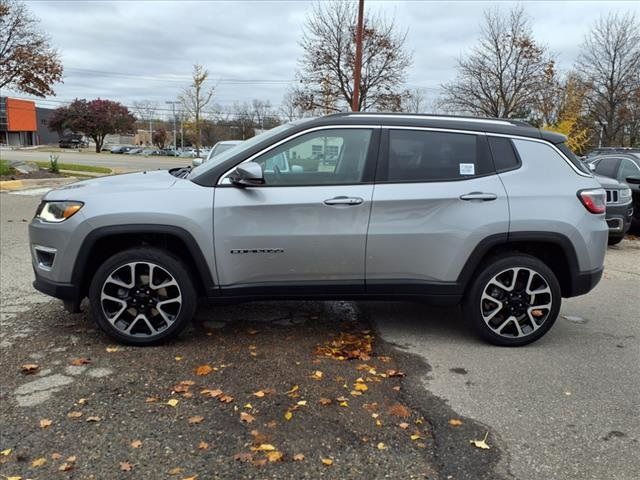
0, 177, 78, 192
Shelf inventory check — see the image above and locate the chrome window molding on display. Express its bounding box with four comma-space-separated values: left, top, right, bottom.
218, 124, 381, 184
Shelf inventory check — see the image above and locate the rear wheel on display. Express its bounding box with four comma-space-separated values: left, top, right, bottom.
463, 254, 561, 346
89, 247, 196, 345
608, 235, 624, 246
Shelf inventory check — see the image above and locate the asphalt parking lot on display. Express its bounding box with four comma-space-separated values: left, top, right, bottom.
1, 190, 638, 480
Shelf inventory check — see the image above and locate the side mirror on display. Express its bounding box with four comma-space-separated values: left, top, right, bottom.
588, 163, 596, 172
625, 176, 640, 185
192, 157, 203, 167
229, 161, 264, 187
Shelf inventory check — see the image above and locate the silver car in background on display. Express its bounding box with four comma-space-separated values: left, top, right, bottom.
192, 140, 243, 166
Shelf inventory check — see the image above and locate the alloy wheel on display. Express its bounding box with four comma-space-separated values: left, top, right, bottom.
480, 267, 552, 339
100, 262, 182, 338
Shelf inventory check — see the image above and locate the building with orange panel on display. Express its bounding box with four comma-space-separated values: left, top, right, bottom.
0, 96, 37, 146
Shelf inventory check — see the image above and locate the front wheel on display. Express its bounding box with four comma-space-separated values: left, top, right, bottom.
89, 247, 197, 345
463, 254, 561, 346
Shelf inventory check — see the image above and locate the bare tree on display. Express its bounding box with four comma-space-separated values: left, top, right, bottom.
295, 0, 412, 112
440, 6, 555, 118
132, 100, 158, 146
402, 88, 426, 113
0, 0, 63, 96
576, 13, 640, 146
251, 99, 272, 130
179, 64, 215, 156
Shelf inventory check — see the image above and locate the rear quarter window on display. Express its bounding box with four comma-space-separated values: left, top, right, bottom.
488, 136, 521, 172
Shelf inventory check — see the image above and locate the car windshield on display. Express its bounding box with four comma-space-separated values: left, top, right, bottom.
188, 121, 303, 178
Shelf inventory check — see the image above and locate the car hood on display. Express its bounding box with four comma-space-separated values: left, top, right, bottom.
44, 170, 178, 201
593, 173, 624, 189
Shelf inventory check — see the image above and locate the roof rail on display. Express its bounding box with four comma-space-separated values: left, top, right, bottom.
327, 112, 532, 128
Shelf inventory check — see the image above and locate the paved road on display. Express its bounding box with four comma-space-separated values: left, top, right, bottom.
1, 149, 191, 172
368, 242, 640, 480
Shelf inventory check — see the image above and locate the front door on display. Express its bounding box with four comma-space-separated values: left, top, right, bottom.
213, 127, 378, 293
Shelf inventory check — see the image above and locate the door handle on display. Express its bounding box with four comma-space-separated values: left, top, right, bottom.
323, 196, 364, 206
459, 192, 498, 201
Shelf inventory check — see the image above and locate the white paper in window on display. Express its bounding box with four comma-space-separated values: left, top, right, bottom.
459, 163, 475, 175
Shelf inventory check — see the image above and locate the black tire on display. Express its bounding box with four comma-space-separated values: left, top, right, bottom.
608, 235, 624, 246
463, 254, 561, 346
89, 247, 197, 346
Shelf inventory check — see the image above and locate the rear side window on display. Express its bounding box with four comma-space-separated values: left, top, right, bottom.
488, 136, 520, 172
382, 130, 493, 182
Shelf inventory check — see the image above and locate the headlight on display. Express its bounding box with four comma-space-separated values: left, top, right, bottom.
620, 188, 632, 201
35, 201, 84, 223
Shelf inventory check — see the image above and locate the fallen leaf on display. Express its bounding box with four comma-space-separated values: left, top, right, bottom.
120, 461, 134, 471
174, 356, 183, 361
297, 400, 307, 406
247, 328, 259, 335
168, 467, 183, 475
195, 365, 213, 376
399, 422, 409, 429
66, 456, 77, 463
339, 401, 348, 407
293, 453, 305, 461
6, 476, 21, 480
59, 462, 74, 471
321, 457, 333, 466
311, 370, 323, 380
448, 418, 463, 427
51, 453, 62, 460
410, 434, 423, 441
244, 403, 253, 409
188, 416, 204, 425
266, 420, 277, 428
285, 385, 299, 395
240, 412, 255, 423
218, 394, 233, 403
354, 381, 368, 392
145, 397, 158, 403
197, 441, 209, 450
392, 386, 401, 391
31, 457, 47, 467
39, 418, 52, 428
386, 369, 405, 377
470, 432, 491, 450
130, 440, 142, 449
167, 399, 179, 407
1, 449, 12, 456
255, 444, 276, 451
70, 357, 91, 366
181, 476, 198, 480
252, 458, 267, 467
252, 390, 265, 398
319, 397, 332, 405
106, 346, 119, 352
234, 452, 253, 462
67, 411, 83, 419
388, 403, 411, 418
284, 410, 293, 421
377, 442, 387, 450
20, 363, 39, 374
200, 389, 222, 398
86, 416, 101, 422
77, 398, 87, 404
266, 451, 283, 462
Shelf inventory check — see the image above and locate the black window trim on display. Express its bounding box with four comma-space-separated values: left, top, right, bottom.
374, 127, 496, 184
216, 125, 381, 188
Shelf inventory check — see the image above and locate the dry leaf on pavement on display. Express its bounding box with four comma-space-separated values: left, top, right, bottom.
470, 432, 491, 450
70, 357, 91, 366
200, 389, 222, 398
321, 457, 333, 466
130, 440, 142, 449
284, 410, 293, 421
86, 416, 101, 422
167, 399, 179, 407
293, 453, 305, 461
188, 416, 204, 425
399, 422, 409, 429
0, 449, 11, 456
168, 467, 183, 475
20, 363, 39, 374
195, 365, 214, 376
311, 370, 323, 380
319, 397, 332, 405
120, 461, 134, 471
67, 411, 83, 419
39, 418, 52, 428
449, 418, 463, 427
377, 442, 387, 450
197, 441, 209, 450
255, 444, 276, 451
240, 412, 255, 423
266, 451, 283, 462
31, 457, 47, 467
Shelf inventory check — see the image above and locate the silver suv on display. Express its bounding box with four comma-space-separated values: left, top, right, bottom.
29, 113, 608, 346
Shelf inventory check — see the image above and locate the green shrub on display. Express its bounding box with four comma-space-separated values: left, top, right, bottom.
0, 160, 14, 176
49, 154, 60, 173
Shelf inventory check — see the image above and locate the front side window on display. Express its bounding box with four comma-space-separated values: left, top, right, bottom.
252, 129, 373, 186
383, 130, 492, 182
618, 158, 640, 181
593, 157, 621, 178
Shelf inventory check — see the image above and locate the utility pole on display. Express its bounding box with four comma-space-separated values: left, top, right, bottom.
165, 101, 179, 150
352, 0, 365, 112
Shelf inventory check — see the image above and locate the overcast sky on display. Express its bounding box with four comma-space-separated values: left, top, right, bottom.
17, 0, 640, 118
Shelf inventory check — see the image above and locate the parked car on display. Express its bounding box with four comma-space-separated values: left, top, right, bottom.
588, 153, 640, 228
193, 140, 243, 166
162, 148, 181, 157
140, 149, 161, 156
126, 148, 144, 155
110, 146, 132, 154
59, 134, 88, 149
29, 113, 608, 347
584, 147, 640, 159
592, 174, 634, 244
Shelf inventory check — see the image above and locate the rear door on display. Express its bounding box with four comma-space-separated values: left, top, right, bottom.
213, 127, 379, 292
366, 128, 509, 289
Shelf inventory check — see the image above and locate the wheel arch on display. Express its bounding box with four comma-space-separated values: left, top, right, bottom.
72, 225, 216, 300
457, 232, 581, 298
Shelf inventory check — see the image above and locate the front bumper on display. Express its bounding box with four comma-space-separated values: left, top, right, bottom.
33, 271, 82, 312
605, 202, 633, 237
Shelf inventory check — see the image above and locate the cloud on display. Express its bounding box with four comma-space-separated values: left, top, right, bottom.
18, 0, 640, 116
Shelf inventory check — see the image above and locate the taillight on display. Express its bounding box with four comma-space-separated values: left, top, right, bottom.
577, 189, 606, 214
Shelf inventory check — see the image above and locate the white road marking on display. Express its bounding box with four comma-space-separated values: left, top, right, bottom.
8, 187, 52, 196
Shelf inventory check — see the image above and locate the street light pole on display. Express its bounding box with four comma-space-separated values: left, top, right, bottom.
165, 101, 179, 150
352, 0, 364, 112
598, 121, 608, 148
